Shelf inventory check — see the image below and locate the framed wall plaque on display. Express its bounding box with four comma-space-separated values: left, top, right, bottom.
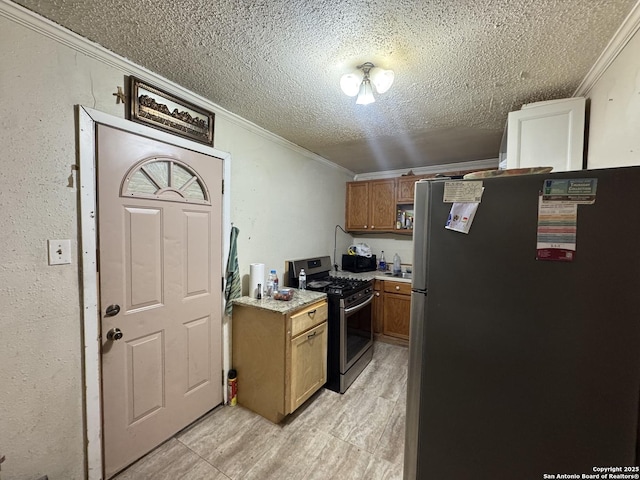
129, 76, 214, 146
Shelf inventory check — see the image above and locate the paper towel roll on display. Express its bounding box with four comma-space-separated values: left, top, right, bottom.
249, 263, 265, 299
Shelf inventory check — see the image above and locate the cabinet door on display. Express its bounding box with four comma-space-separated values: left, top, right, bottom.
506, 97, 585, 172
383, 292, 411, 340
290, 322, 327, 412
369, 179, 396, 231
396, 176, 423, 203
346, 181, 370, 230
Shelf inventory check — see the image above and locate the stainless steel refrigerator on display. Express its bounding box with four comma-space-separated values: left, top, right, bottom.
405, 167, 640, 479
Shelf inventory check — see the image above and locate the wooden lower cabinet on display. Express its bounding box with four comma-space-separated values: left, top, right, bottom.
383, 280, 411, 341
232, 299, 328, 423
373, 280, 411, 345
290, 321, 327, 412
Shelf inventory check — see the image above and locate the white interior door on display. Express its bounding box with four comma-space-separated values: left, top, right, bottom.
97, 124, 223, 478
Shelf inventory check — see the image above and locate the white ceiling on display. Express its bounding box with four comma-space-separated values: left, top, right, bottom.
13, 0, 638, 173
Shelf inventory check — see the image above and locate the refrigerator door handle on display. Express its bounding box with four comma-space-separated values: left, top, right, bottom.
404, 291, 427, 480
412, 181, 430, 291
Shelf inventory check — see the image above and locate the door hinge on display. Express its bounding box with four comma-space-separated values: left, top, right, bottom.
221, 179, 224, 194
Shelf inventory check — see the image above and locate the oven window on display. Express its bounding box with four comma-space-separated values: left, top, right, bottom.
345, 301, 373, 367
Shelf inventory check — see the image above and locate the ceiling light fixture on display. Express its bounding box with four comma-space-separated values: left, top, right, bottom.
340, 62, 394, 105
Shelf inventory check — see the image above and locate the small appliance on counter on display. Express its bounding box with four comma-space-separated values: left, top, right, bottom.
342, 254, 377, 273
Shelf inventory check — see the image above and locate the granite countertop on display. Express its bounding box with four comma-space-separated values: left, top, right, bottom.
330, 270, 413, 284
233, 289, 327, 314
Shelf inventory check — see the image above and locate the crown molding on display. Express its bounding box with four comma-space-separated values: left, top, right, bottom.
574, 0, 640, 96
0, 0, 354, 177
354, 158, 499, 181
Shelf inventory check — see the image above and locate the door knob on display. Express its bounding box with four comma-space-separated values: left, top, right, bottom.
106, 328, 123, 341
105, 304, 120, 317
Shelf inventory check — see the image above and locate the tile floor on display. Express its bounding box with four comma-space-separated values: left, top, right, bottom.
113, 341, 408, 480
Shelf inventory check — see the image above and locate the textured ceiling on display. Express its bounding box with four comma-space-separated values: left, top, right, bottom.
13, 0, 638, 173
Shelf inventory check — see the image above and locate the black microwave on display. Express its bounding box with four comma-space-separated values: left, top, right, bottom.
342, 254, 377, 273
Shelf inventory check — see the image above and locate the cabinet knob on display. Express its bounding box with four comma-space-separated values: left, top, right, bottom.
375, 292, 380, 297
364, 225, 367, 229
395, 286, 400, 290
371, 225, 375, 229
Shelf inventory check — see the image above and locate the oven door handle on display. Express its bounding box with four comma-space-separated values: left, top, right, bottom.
344, 293, 374, 314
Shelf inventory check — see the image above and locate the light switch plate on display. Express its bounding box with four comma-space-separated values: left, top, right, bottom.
48, 239, 72, 265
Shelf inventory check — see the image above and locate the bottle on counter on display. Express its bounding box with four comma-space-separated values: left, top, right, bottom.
299, 269, 306, 290
272, 270, 279, 293
379, 251, 386, 271
267, 270, 276, 297
393, 253, 402, 275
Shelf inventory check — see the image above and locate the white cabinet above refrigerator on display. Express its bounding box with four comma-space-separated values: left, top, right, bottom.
506, 97, 586, 172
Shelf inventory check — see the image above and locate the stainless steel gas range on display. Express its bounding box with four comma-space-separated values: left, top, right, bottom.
286, 256, 374, 393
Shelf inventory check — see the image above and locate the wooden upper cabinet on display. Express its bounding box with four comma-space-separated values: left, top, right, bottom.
345, 181, 370, 230
348, 172, 498, 234
346, 179, 395, 231
368, 179, 396, 231
396, 175, 426, 203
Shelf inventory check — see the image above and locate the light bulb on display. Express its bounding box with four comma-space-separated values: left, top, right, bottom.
340, 73, 363, 97
369, 67, 395, 94
355, 79, 375, 105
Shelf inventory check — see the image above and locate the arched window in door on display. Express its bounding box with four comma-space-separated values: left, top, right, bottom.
122, 157, 210, 204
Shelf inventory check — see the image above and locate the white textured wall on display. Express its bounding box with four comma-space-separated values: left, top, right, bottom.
0, 16, 121, 480
0, 11, 351, 480
586, 28, 640, 168
214, 118, 353, 287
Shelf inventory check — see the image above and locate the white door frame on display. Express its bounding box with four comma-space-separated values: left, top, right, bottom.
78, 106, 232, 480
